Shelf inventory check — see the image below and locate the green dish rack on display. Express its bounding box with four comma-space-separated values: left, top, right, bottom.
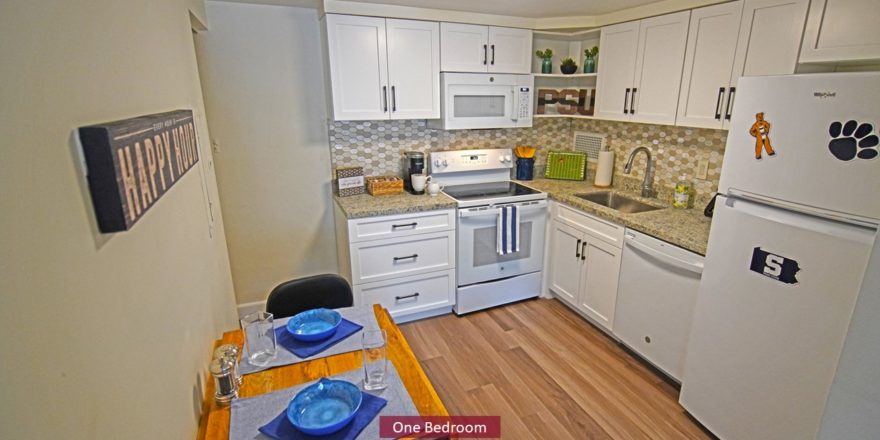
545, 151, 587, 180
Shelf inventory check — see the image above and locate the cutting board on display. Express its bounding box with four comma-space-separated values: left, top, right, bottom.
545, 151, 587, 180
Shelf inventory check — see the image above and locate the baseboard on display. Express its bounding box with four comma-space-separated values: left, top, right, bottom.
236, 300, 266, 320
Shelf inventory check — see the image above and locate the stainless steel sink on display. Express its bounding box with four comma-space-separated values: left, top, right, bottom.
573, 191, 663, 214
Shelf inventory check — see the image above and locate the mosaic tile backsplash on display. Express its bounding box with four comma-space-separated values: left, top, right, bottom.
328, 118, 727, 200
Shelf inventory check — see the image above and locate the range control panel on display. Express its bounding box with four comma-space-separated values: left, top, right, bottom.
430, 148, 514, 174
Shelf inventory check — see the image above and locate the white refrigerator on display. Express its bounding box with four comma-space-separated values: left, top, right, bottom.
679, 72, 880, 440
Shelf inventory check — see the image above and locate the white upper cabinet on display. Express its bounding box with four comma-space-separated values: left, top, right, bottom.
630, 11, 691, 125
676, 2, 744, 129
325, 15, 389, 121
386, 19, 440, 119
325, 14, 439, 121
487, 27, 533, 73
595, 11, 690, 124
676, 0, 808, 129
594, 21, 640, 121
800, 0, 880, 64
441, 23, 532, 73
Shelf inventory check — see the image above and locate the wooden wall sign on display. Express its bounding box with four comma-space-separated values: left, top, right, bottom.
78, 110, 200, 232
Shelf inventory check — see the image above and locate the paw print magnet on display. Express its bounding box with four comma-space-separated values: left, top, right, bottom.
749, 112, 776, 160
828, 120, 879, 161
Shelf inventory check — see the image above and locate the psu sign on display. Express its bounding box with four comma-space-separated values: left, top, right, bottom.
749, 247, 801, 284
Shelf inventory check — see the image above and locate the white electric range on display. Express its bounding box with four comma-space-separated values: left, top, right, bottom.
429, 148, 548, 315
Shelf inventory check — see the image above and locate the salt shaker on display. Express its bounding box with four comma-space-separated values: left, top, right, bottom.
209, 357, 238, 404
213, 344, 242, 386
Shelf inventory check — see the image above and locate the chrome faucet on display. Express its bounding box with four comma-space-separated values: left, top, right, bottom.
624, 146, 656, 198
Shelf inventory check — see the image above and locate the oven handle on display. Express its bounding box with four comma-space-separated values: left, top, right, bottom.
458, 200, 547, 218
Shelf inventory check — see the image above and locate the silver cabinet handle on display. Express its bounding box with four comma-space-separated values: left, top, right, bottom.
391, 86, 397, 112
714, 87, 725, 120
725, 87, 736, 120
382, 86, 388, 113
395, 292, 420, 301
630, 88, 637, 115
391, 222, 417, 229
393, 254, 418, 262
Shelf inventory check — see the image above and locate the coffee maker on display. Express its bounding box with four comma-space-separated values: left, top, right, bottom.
402, 151, 426, 194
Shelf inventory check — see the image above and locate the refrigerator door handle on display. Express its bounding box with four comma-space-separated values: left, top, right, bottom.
625, 236, 704, 274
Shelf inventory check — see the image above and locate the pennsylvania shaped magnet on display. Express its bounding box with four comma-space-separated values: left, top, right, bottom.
749, 247, 800, 284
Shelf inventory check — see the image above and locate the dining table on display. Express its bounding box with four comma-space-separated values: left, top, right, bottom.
196, 304, 449, 440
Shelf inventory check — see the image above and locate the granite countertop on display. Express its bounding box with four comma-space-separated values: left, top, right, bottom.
518, 178, 712, 255
334, 191, 457, 219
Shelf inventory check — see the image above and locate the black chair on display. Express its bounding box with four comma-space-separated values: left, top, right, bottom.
265, 274, 354, 319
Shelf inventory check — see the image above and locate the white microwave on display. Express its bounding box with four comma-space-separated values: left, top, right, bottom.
428, 73, 533, 130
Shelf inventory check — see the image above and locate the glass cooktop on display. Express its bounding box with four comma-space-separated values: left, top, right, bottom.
442, 181, 541, 202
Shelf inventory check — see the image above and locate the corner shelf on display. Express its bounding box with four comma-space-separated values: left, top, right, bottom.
534, 114, 596, 120
534, 73, 597, 78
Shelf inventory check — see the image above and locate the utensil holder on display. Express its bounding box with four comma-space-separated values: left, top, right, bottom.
516, 158, 535, 180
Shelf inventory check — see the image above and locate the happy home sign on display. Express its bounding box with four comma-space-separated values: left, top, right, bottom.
78, 110, 200, 232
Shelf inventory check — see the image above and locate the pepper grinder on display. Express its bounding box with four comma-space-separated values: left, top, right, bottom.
209, 357, 238, 405
213, 344, 242, 386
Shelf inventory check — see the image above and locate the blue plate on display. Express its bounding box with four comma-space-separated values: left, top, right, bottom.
286, 308, 343, 342
287, 379, 362, 436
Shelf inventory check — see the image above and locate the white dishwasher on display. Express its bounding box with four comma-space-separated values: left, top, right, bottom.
613, 228, 704, 382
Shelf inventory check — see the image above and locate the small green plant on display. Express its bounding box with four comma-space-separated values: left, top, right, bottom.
584, 46, 599, 59
561, 57, 577, 67
535, 48, 554, 59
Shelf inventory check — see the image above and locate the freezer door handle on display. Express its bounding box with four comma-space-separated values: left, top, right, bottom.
625, 236, 704, 274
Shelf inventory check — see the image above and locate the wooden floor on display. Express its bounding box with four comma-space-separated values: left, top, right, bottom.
400, 298, 713, 440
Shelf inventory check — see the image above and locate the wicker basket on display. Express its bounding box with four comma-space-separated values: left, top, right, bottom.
366, 176, 404, 196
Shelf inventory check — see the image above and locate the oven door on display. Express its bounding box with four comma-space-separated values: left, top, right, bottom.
457, 200, 547, 286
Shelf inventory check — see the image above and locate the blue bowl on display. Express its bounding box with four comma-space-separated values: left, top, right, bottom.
287, 379, 362, 436
286, 308, 342, 342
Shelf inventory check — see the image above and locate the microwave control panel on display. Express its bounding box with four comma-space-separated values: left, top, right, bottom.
517, 87, 531, 119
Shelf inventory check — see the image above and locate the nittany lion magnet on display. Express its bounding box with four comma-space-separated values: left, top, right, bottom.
749, 112, 776, 160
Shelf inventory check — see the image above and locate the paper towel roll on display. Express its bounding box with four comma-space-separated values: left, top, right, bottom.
594, 151, 614, 187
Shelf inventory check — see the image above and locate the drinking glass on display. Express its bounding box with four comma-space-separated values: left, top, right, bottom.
241, 311, 277, 367
362, 329, 388, 390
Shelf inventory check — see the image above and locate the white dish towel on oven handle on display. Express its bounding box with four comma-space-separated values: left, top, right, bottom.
497, 205, 520, 255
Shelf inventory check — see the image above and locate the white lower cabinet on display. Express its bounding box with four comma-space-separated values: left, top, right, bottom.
336, 207, 456, 322
547, 203, 623, 332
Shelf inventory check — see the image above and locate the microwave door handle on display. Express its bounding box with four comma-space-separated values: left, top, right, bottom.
511, 89, 518, 122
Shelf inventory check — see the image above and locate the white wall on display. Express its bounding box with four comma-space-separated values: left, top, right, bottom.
0, 1, 238, 439
195, 1, 338, 306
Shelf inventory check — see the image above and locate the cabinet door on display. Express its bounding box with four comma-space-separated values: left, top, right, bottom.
325, 14, 389, 121
440, 23, 489, 72
578, 236, 622, 332
548, 221, 583, 306
676, 1, 744, 129
631, 11, 691, 125
800, 0, 880, 64
594, 20, 640, 121
386, 19, 440, 119
726, 0, 809, 127
488, 27, 533, 73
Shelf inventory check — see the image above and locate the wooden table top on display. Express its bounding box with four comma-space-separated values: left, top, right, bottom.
196, 304, 448, 440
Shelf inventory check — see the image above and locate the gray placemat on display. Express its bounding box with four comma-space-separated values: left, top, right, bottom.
229, 363, 418, 440
240, 307, 379, 375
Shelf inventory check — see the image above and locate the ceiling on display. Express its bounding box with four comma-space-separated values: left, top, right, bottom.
336, 0, 665, 18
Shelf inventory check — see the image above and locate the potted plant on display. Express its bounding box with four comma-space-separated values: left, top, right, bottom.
535, 48, 554, 74
560, 57, 578, 74
583, 46, 599, 73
